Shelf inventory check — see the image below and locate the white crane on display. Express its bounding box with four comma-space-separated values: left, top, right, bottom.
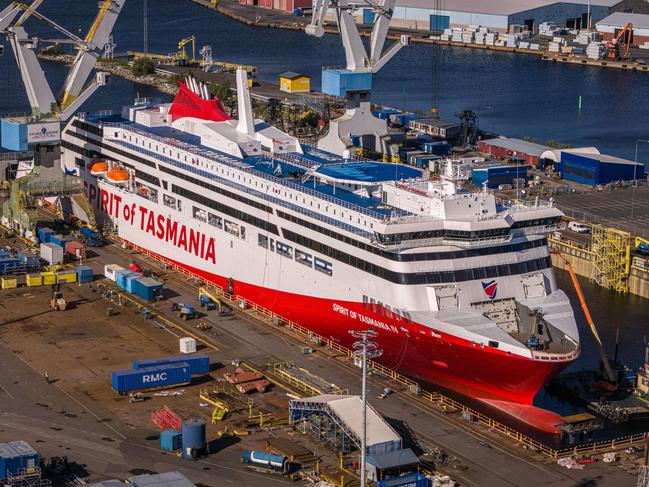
0, 0, 125, 120
306, 0, 410, 156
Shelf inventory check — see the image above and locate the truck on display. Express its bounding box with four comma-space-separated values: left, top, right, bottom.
79, 226, 103, 247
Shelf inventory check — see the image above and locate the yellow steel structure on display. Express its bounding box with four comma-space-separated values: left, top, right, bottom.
591, 224, 631, 293
85, 0, 113, 43
211, 402, 229, 423
178, 35, 196, 63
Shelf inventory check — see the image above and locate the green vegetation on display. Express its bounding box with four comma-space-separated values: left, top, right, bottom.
41, 43, 64, 56
131, 57, 155, 77
546, 139, 574, 149
209, 81, 235, 111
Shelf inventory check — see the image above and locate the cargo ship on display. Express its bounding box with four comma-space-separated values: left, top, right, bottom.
60, 70, 580, 431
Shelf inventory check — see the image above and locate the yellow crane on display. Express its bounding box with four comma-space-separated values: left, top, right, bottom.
178, 35, 196, 63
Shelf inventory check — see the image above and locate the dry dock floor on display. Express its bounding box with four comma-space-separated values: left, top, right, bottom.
0, 235, 644, 486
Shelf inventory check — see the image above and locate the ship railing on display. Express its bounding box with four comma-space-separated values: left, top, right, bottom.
104, 122, 391, 221
531, 349, 580, 361
109, 137, 377, 239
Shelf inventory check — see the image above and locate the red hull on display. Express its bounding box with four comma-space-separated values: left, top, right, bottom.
146, 248, 571, 410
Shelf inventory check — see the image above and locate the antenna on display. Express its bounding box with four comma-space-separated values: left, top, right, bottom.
349, 328, 383, 487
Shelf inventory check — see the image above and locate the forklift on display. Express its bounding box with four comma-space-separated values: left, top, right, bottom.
49, 284, 67, 311
171, 302, 198, 320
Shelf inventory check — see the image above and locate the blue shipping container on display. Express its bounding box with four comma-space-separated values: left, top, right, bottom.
0, 441, 40, 481
472, 164, 527, 189
115, 270, 138, 290
49, 234, 69, 247
75, 266, 93, 283
37, 227, 55, 243
133, 355, 210, 376
124, 273, 141, 293
160, 429, 182, 451
111, 363, 191, 394
373, 108, 401, 120
0, 258, 20, 273
131, 277, 163, 301
18, 252, 40, 267
378, 473, 429, 487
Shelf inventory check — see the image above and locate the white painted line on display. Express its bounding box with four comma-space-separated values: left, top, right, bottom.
0, 383, 15, 399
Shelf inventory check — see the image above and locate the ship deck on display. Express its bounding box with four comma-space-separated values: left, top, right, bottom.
94, 114, 418, 220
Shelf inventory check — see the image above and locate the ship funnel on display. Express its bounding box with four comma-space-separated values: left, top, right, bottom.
236, 67, 255, 135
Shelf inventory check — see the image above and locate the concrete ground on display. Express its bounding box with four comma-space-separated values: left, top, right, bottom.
0, 230, 644, 486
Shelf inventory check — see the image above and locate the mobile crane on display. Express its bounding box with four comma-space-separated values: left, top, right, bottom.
605, 22, 633, 60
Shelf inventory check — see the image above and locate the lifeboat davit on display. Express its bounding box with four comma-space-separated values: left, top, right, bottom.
106, 167, 129, 185
89, 160, 108, 177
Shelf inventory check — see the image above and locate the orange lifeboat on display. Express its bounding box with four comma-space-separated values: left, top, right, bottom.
106, 166, 129, 185
89, 160, 108, 177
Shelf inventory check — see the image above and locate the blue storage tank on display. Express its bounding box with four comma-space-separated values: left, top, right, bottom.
242, 450, 289, 472
322, 69, 372, 97
111, 363, 191, 394
75, 266, 93, 283
49, 234, 69, 247
133, 355, 210, 376
160, 429, 182, 451
181, 418, 206, 460
378, 473, 429, 487
37, 227, 55, 243
131, 277, 163, 301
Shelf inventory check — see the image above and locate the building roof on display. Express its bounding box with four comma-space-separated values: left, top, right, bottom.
480, 137, 552, 156
291, 395, 401, 448
564, 152, 645, 166
366, 448, 419, 469
540, 146, 600, 163
279, 71, 309, 80
129, 472, 195, 487
395, 0, 618, 16
596, 12, 649, 30
410, 118, 460, 128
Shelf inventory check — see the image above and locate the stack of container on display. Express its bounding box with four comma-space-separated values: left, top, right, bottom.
539, 22, 558, 36
484, 32, 496, 46
586, 42, 605, 59
111, 363, 192, 395
451, 28, 463, 42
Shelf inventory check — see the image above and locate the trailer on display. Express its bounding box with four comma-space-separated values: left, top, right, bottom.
242, 450, 289, 474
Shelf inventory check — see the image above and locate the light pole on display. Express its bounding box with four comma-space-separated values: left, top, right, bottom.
632, 139, 649, 220
349, 329, 383, 487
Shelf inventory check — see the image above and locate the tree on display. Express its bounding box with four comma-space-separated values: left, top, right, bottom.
132, 57, 155, 77
546, 139, 574, 149
41, 43, 64, 56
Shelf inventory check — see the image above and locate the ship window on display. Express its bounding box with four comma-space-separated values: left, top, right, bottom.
276, 242, 292, 258
362, 295, 368, 309
163, 194, 176, 209
177, 200, 182, 211
225, 220, 240, 237
193, 206, 208, 223
295, 249, 312, 267
270, 239, 275, 251
370, 298, 377, 313
314, 258, 332, 276
258, 234, 269, 248
240, 226, 246, 240
208, 213, 222, 228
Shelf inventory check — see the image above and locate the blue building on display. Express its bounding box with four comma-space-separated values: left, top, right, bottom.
560, 152, 645, 186
472, 164, 528, 189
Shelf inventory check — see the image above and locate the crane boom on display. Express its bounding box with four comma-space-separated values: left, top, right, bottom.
552, 249, 617, 383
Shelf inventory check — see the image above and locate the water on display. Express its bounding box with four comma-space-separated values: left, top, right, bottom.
2, 0, 649, 159
1, 0, 648, 435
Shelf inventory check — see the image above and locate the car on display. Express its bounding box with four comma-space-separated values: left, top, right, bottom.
567, 221, 591, 234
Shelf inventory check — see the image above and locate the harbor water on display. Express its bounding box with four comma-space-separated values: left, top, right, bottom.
0, 0, 648, 437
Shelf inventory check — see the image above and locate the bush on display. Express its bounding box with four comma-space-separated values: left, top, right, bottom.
132, 58, 155, 77
41, 43, 64, 56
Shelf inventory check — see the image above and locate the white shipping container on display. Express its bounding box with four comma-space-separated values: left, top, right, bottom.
180, 337, 197, 354
40, 242, 63, 265
104, 264, 125, 281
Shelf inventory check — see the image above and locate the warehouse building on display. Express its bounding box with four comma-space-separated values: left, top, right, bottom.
596, 12, 649, 45
472, 164, 528, 189
479, 137, 552, 166
357, 0, 617, 33
559, 152, 645, 186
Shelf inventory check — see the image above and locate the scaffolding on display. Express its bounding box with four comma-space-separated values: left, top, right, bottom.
591, 224, 631, 293
6, 468, 51, 487
273, 362, 347, 397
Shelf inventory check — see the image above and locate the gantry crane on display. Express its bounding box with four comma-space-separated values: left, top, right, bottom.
0, 0, 125, 120
177, 35, 196, 63
306, 0, 410, 156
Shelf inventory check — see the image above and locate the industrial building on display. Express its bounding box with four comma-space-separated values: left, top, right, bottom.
539, 146, 600, 170
88, 472, 196, 487
596, 12, 649, 45
357, 0, 617, 33
408, 118, 461, 140
472, 163, 528, 189
279, 72, 311, 93
559, 152, 645, 186
479, 137, 552, 166
244, 0, 312, 13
